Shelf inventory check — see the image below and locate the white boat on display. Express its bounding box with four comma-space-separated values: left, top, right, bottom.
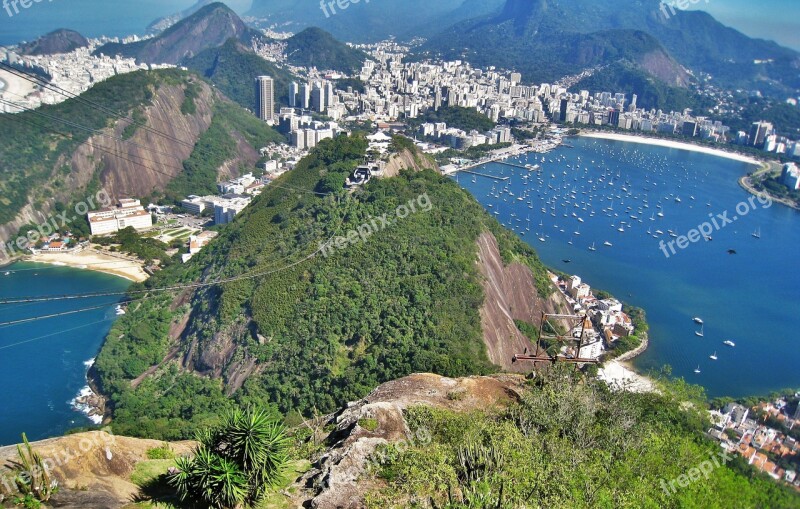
723, 340, 736, 347
3, 271, 9, 276
751, 228, 761, 239
115, 305, 126, 316
695, 325, 704, 337
603, 241, 612, 247
589, 242, 596, 251
694, 365, 701, 374
709, 351, 718, 361
693, 317, 703, 325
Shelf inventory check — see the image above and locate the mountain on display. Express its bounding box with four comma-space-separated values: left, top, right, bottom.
91, 134, 570, 439
245, 0, 506, 42
420, 0, 800, 96
145, 0, 219, 34
16, 29, 89, 56
283, 27, 368, 74
418, 0, 689, 91
94, 2, 262, 65
185, 38, 296, 110
0, 69, 283, 244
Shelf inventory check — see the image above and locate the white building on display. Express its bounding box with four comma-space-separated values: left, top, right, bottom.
781, 162, 800, 190
87, 199, 152, 235
214, 196, 251, 225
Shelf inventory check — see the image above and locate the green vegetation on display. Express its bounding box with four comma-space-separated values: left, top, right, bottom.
168, 407, 290, 508
433, 142, 512, 165
146, 443, 175, 460
417, 106, 495, 133
94, 134, 552, 439
284, 27, 368, 74
364, 366, 800, 508
5, 433, 57, 506
358, 418, 379, 432
185, 39, 296, 110
755, 175, 800, 208
164, 99, 285, 204
336, 78, 366, 94
0, 70, 185, 226
606, 305, 647, 357
573, 61, 715, 113
93, 227, 169, 266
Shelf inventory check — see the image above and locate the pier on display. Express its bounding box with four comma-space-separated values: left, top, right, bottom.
457, 169, 509, 181
494, 161, 538, 171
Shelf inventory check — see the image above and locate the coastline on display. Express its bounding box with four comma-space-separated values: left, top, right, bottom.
23, 248, 149, 283
579, 131, 763, 166
739, 163, 800, 211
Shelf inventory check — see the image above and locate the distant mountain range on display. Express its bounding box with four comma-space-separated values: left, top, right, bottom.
94, 3, 262, 65
146, 0, 219, 34
184, 38, 296, 109
419, 0, 800, 97
245, 0, 506, 42
16, 29, 89, 56
284, 27, 368, 74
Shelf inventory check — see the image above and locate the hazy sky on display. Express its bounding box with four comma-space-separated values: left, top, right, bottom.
1, 0, 798, 51
683, 0, 800, 50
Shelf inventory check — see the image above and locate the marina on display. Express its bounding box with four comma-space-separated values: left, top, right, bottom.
454, 136, 800, 398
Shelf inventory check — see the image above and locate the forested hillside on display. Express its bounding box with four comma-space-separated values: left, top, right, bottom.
93, 135, 553, 439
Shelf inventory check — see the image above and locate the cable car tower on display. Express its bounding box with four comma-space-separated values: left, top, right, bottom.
512, 312, 599, 366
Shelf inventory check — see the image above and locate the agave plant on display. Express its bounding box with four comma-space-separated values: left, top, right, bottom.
169, 407, 289, 508
9, 433, 57, 503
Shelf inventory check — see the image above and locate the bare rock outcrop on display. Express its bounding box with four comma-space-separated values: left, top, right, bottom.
299, 373, 526, 509
476, 231, 570, 370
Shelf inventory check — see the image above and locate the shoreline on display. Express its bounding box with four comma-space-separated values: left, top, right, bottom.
738, 163, 800, 212
579, 131, 764, 166
23, 248, 149, 283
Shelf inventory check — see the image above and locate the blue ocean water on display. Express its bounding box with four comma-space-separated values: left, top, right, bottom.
457, 136, 800, 398
0, 262, 128, 446
0, 0, 239, 46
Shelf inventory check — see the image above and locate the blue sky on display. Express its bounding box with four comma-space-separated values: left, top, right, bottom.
684, 0, 800, 50
1, 0, 798, 51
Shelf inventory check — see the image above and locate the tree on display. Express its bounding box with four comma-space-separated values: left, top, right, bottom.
168, 407, 290, 508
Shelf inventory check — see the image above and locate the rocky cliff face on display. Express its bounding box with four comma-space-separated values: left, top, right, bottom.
277, 373, 526, 508
0, 78, 262, 246
476, 231, 570, 370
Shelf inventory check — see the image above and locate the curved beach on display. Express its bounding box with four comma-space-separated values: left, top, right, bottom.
25, 248, 148, 282
580, 132, 763, 166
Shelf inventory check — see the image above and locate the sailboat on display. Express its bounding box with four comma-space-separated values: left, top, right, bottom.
709, 351, 718, 361
751, 227, 761, 239
694, 365, 701, 374
588, 242, 596, 251
695, 324, 704, 337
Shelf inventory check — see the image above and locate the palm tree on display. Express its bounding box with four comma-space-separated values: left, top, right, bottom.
169, 407, 289, 508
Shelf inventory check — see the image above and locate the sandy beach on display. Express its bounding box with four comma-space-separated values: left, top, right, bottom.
598, 359, 658, 393
0, 68, 36, 99
25, 249, 148, 283
580, 132, 763, 166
